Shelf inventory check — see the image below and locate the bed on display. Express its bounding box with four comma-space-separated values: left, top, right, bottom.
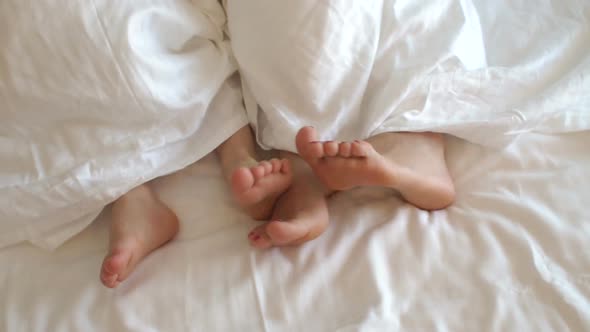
2, 131, 590, 331
2, 0, 590, 331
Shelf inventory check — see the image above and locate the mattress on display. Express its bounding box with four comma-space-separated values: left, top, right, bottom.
2, 131, 589, 331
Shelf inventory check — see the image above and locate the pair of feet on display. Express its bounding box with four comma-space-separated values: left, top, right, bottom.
232, 127, 456, 248
100, 127, 455, 288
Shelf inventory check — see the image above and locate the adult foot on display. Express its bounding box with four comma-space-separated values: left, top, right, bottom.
296, 126, 455, 210
231, 158, 293, 220
100, 185, 179, 288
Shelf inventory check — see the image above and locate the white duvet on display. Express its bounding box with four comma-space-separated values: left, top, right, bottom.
2, 0, 589, 250
0, 0, 248, 249
226, 0, 590, 152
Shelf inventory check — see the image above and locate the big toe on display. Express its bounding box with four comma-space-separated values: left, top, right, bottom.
296, 127, 323, 162
231, 167, 256, 195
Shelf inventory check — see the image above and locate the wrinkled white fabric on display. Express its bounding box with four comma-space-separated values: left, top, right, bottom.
2, 132, 590, 331
0, 0, 248, 249
226, 0, 590, 152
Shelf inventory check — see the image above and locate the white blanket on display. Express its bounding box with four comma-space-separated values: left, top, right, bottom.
0, 0, 248, 249
226, 0, 590, 152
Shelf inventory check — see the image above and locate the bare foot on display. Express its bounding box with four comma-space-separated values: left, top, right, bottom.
100, 185, 179, 288
231, 158, 293, 220
247, 155, 329, 249
296, 126, 455, 210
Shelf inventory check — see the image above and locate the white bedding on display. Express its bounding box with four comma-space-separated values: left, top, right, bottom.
227, 0, 590, 151
3, 0, 588, 251
1, 132, 589, 331
2, 1, 590, 330
0, 0, 248, 249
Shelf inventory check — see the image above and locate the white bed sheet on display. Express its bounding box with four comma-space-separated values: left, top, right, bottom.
1, 131, 589, 331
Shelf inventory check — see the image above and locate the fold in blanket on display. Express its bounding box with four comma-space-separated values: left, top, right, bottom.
225, 0, 590, 151
0, 0, 248, 249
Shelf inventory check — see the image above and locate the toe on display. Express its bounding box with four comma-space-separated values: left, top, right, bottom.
100, 266, 118, 288
100, 252, 129, 288
231, 167, 256, 194
248, 227, 274, 249
270, 159, 282, 172
248, 220, 310, 249
101, 275, 118, 288
259, 161, 273, 175
104, 253, 124, 274
251, 165, 266, 180
296, 126, 318, 144
323, 141, 339, 157
351, 141, 369, 157
296, 126, 324, 162
338, 142, 352, 157
280, 159, 292, 175
110, 250, 140, 282
309, 142, 325, 159
265, 220, 309, 246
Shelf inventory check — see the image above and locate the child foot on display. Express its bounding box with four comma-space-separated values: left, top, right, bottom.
295, 126, 455, 210
231, 158, 293, 220
247, 159, 329, 249
296, 126, 393, 190
100, 185, 179, 288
